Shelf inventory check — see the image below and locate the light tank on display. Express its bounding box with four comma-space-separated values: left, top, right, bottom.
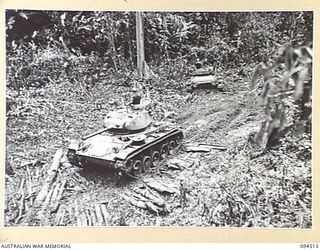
67, 108, 183, 175
187, 61, 223, 91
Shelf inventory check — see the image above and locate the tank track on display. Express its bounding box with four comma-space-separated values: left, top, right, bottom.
115, 128, 183, 175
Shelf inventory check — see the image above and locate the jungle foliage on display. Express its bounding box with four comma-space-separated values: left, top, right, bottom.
6, 11, 312, 68
6, 10, 313, 149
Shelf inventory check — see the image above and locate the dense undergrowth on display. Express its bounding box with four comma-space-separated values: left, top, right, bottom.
5, 10, 312, 227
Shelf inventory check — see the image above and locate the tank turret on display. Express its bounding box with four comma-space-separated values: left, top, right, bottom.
103, 109, 152, 132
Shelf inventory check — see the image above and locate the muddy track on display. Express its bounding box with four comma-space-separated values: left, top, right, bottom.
6, 85, 311, 228
10, 89, 262, 226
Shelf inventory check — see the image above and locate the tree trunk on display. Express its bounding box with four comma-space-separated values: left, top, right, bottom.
136, 11, 145, 78
109, 13, 118, 70
136, 12, 155, 78
127, 18, 133, 66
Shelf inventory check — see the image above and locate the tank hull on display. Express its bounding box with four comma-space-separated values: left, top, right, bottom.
187, 69, 223, 91
68, 125, 183, 174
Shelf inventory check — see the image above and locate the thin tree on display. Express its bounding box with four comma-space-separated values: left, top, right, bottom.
136, 11, 154, 78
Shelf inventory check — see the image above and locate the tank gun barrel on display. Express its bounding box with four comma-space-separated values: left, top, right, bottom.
82, 128, 110, 140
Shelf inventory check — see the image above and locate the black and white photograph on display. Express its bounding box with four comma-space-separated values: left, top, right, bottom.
5, 10, 313, 228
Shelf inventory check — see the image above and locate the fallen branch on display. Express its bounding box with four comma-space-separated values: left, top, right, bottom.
144, 180, 178, 194
131, 192, 149, 202
58, 209, 66, 226
134, 188, 165, 207
90, 208, 97, 226
120, 194, 147, 209
26, 166, 33, 198
35, 148, 63, 203
15, 191, 25, 224
185, 146, 210, 152
18, 179, 25, 195
54, 207, 65, 226
43, 184, 55, 208
85, 209, 92, 226
199, 144, 227, 151
168, 158, 193, 170
79, 212, 88, 227
100, 203, 109, 226
74, 203, 82, 226
145, 201, 162, 214
94, 204, 104, 226
185, 143, 227, 152
51, 180, 67, 213
50, 182, 61, 204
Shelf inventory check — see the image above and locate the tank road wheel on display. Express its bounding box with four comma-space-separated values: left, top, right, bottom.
168, 140, 177, 154
151, 151, 160, 167
160, 144, 169, 159
115, 160, 124, 170
143, 156, 152, 173
124, 160, 132, 172
132, 160, 143, 174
